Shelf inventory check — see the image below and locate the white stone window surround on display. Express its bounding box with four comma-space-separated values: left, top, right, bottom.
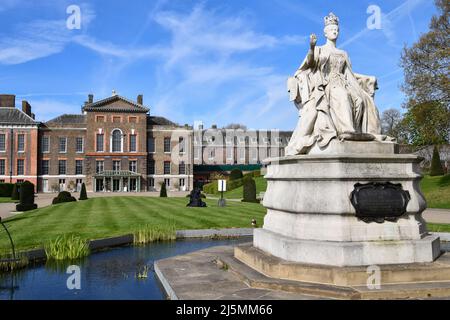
76, 137, 84, 153
0, 133, 6, 152
41, 136, 50, 153
17, 133, 25, 153
59, 137, 67, 153
110, 128, 124, 153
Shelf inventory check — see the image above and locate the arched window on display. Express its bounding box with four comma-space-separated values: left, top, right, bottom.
111, 129, 122, 152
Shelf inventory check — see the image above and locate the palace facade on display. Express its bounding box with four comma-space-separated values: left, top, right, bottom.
0, 93, 294, 193
0, 93, 194, 193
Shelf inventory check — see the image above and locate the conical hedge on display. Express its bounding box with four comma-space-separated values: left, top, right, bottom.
79, 183, 88, 200
242, 176, 258, 203
430, 145, 444, 176
16, 181, 37, 211
160, 183, 168, 197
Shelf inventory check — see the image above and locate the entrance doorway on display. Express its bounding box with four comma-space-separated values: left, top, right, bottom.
113, 179, 120, 192
130, 178, 137, 192
96, 179, 104, 192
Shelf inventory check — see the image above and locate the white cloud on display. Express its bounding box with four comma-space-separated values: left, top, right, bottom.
154, 5, 305, 68
2, 3, 304, 129
340, 0, 426, 48
140, 5, 304, 129
0, 3, 95, 65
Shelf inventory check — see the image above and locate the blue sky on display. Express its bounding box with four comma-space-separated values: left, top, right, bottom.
0, 0, 437, 130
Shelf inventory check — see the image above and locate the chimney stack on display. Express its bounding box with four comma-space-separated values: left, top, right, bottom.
88, 94, 94, 104
0, 94, 15, 108
137, 94, 143, 105
22, 100, 32, 117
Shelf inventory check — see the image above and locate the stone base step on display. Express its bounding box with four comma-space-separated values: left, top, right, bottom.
225, 244, 450, 299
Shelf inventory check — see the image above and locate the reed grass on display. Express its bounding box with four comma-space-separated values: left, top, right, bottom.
45, 234, 90, 260
0, 250, 28, 272
133, 224, 176, 245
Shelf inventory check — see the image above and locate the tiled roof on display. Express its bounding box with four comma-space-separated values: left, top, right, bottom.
0, 108, 38, 125
147, 116, 178, 126
45, 114, 86, 126
83, 95, 149, 113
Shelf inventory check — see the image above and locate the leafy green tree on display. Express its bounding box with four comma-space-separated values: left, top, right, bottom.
430, 145, 445, 176
229, 169, 243, 181
399, 101, 449, 146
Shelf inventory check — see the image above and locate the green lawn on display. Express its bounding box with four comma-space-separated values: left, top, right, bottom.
0, 197, 15, 203
222, 176, 267, 199
0, 197, 266, 252
427, 223, 450, 233
420, 175, 450, 209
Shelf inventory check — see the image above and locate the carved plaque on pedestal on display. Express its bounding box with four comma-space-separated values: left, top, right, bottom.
350, 182, 410, 223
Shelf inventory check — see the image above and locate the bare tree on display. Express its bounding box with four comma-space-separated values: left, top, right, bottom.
381, 108, 402, 137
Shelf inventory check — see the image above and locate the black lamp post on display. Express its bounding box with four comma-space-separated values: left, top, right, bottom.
0, 217, 16, 262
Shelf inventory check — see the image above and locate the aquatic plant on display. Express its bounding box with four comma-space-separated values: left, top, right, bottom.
45, 234, 90, 260
133, 225, 176, 245
136, 265, 150, 279
0, 250, 28, 272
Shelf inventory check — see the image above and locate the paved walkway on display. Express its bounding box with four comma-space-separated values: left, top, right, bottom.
0, 191, 189, 220
423, 209, 450, 224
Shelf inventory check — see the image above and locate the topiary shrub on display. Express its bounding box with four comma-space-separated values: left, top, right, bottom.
160, 183, 168, 197
202, 180, 219, 194
52, 191, 77, 205
79, 183, 88, 200
0, 183, 14, 197
242, 176, 259, 203
16, 181, 37, 211
430, 145, 444, 176
439, 174, 450, 187
229, 169, 243, 181
11, 183, 20, 201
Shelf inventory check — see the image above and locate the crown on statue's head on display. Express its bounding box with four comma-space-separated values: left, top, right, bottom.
324, 12, 339, 26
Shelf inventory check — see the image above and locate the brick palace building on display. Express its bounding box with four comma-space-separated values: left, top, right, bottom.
0, 93, 194, 193
0, 92, 294, 193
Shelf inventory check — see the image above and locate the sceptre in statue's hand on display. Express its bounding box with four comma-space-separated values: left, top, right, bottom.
310, 33, 317, 49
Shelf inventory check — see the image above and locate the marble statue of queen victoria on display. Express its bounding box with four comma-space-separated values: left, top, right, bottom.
286, 13, 392, 155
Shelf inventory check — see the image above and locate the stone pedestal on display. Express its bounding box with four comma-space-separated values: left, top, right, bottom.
253, 141, 441, 267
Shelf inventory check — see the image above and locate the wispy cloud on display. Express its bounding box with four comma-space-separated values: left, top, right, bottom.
153, 5, 306, 68
143, 5, 302, 129
0, 3, 304, 129
0, 3, 95, 65
340, 0, 426, 48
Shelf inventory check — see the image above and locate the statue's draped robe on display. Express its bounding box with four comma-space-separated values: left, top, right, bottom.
286, 45, 383, 155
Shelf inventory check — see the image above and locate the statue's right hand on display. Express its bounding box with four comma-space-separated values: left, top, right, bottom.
310, 34, 317, 48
